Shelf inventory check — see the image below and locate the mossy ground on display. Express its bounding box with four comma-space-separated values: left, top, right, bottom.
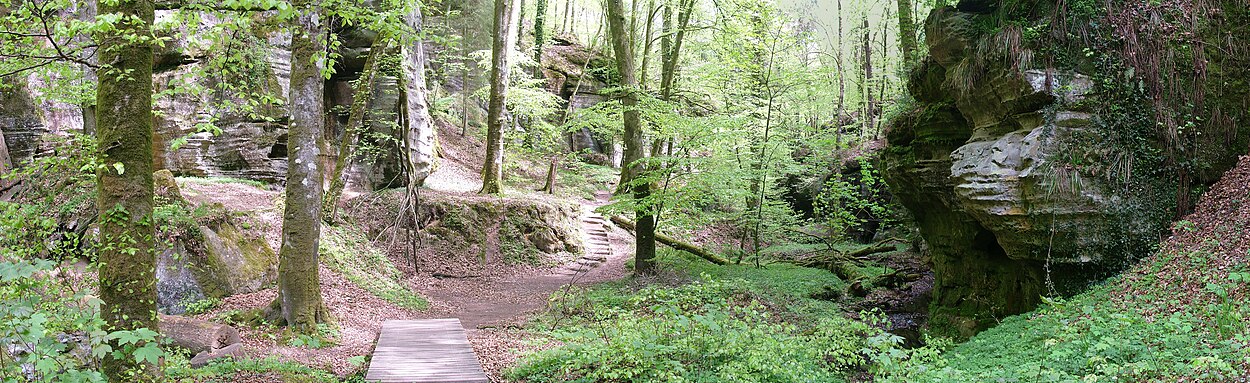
320, 225, 428, 310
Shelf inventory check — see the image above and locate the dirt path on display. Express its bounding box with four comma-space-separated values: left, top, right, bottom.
185, 177, 632, 380
421, 191, 632, 329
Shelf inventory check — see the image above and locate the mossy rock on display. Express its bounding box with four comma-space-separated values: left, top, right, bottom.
193, 221, 278, 298
156, 218, 277, 313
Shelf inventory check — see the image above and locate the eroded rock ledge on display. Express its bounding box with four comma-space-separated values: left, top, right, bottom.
881, 2, 1250, 335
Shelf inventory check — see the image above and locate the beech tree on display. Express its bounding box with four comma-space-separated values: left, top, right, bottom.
270, 0, 329, 332
403, 0, 437, 189
94, 0, 160, 379
604, 0, 657, 273
481, 0, 520, 194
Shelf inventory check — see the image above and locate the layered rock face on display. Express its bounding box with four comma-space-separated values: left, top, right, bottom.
883, 5, 1184, 335
1, 10, 433, 189
542, 35, 617, 165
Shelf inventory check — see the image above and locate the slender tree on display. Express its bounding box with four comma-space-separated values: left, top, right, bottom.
860, 17, 874, 135
605, 0, 657, 274
271, 0, 329, 332
0, 127, 10, 191
896, 0, 917, 64
403, 0, 437, 189
94, 0, 160, 379
323, 37, 390, 222
637, 0, 657, 87
659, 0, 694, 101
534, 0, 548, 73
481, 0, 518, 194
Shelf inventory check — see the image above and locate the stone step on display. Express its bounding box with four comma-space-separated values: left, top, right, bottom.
563, 265, 592, 273
576, 259, 602, 267
583, 255, 607, 262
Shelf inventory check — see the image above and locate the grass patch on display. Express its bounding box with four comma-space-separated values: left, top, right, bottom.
166, 355, 353, 382
511, 250, 945, 382
555, 162, 618, 200
888, 264, 1250, 381
321, 225, 428, 310
658, 249, 847, 318
176, 176, 271, 189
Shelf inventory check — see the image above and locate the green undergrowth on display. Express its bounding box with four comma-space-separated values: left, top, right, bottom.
176, 176, 271, 189
166, 355, 364, 383
320, 225, 428, 310
891, 265, 1250, 382
555, 162, 618, 200
510, 249, 946, 382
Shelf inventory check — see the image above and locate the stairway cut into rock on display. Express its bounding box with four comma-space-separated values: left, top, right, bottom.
552, 207, 613, 277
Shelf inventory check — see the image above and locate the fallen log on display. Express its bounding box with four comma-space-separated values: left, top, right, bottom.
189, 342, 244, 368
847, 244, 899, 258
158, 314, 241, 354
793, 244, 899, 281
609, 216, 730, 265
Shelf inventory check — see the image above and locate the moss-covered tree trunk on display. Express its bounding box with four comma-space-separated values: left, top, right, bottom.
533, 0, 547, 72
605, 0, 656, 274
895, 0, 917, 64
403, 0, 436, 189
93, 0, 160, 379
273, 0, 328, 332
860, 17, 875, 135
481, 0, 518, 194
323, 37, 391, 223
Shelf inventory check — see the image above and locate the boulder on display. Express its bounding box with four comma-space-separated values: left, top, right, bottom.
155, 219, 278, 314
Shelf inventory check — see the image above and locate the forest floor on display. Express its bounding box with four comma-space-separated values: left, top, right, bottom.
179, 178, 634, 381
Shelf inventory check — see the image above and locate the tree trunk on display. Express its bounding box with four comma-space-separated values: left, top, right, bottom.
534, 0, 548, 75
461, 21, 472, 137
896, 0, 917, 64
834, 0, 845, 146
516, 0, 527, 46
272, 0, 329, 333
659, 0, 694, 101
94, 0, 160, 379
637, 0, 656, 88
158, 315, 241, 354
861, 17, 874, 135
605, 0, 656, 274
323, 37, 391, 223
481, 0, 518, 194
0, 126, 10, 191
610, 216, 729, 265
541, 156, 557, 194
403, 1, 437, 189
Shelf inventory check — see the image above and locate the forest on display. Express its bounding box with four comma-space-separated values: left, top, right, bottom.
1, 0, 1248, 381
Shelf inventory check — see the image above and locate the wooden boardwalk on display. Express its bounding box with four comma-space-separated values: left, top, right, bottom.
365, 319, 490, 383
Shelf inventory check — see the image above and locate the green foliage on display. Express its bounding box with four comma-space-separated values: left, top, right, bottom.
0, 258, 169, 382
0, 134, 97, 262
514, 278, 855, 382
166, 356, 343, 382
513, 250, 947, 382
181, 297, 222, 315
889, 294, 1248, 381
320, 225, 429, 310
177, 176, 270, 189
286, 323, 337, 349
815, 157, 895, 239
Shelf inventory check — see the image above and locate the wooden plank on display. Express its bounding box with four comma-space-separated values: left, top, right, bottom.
365, 319, 490, 383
